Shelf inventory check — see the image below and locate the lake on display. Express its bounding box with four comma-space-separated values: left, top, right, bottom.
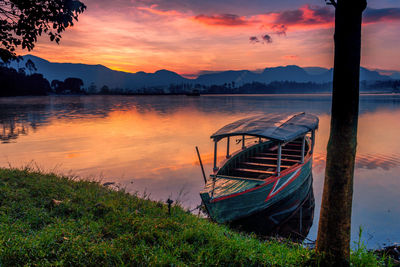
1, 94, 399, 248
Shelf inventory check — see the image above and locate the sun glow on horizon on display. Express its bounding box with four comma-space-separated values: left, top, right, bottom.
17, 1, 400, 73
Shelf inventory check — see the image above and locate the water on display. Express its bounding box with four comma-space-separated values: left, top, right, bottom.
1, 94, 399, 248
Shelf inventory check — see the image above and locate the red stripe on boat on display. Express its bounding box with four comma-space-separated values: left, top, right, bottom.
210, 156, 311, 203
265, 168, 302, 202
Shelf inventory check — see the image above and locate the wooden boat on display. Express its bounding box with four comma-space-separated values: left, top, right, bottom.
199, 112, 319, 224
229, 174, 315, 241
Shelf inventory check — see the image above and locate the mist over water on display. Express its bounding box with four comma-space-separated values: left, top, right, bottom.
1, 94, 400, 247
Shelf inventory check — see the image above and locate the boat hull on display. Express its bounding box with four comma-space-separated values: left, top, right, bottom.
200, 158, 313, 223
229, 174, 314, 240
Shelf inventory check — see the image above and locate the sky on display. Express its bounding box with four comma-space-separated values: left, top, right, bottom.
24, 0, 400, 77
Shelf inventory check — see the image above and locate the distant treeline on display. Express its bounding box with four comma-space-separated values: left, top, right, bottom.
0, 65, 51, 97
88, 81, 334, 95
0, 64, 85, 97
76, 79, 400, 95
363, 80, 400, 92
204, 81, 333, 94
1, 65, 399, 97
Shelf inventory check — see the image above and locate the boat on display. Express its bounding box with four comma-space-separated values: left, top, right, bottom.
199, 112, 319, 224
229, 174, 315, 241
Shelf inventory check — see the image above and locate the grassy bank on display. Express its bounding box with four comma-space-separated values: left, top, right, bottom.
0, 168, 388, 266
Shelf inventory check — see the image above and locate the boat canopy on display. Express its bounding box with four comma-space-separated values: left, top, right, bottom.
211, 112, 319, 142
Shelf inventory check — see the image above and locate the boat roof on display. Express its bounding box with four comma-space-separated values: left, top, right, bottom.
211, 112, 319, 142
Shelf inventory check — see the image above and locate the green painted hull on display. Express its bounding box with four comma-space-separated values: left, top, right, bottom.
200, 159, 313, 223
228, 174, 314, 239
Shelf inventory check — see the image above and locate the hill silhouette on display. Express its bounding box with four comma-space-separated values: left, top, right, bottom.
7, 55, 395, 91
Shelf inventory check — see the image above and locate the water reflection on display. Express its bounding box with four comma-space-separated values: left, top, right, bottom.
0, 95, 400, 247
0, 119, 28, 143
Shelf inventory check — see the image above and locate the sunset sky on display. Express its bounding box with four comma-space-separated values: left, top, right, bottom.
25, 0, 400, 77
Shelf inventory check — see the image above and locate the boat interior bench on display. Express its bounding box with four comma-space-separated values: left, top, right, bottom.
228, 140, 308, 179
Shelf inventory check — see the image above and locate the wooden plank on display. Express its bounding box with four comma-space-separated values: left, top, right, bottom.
241, 162, 291, 168
281, 148, 302, 152
234, 168, 276, 175
257, 152, 302, 158
250, 156, 300, 163
210, 174, 265, 182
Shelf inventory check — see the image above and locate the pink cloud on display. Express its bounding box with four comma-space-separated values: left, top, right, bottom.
363, 8, 400, 23
137, 5, 183, 16
193, 14, 253, 27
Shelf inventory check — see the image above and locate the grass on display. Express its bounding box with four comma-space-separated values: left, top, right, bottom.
0, 167, 390, 266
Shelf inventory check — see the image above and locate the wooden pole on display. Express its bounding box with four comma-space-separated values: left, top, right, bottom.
195, 146, 207, 184
213, 141, 218, 172
277, 143, 282, 176
226, 136, 230, 158
301, 135, 305, 163
311, 130, 315, 154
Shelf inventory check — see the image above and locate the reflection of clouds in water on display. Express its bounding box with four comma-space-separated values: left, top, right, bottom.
122, 166, 206, 209
313, 152, 400, 172
1, 95, 400, 247
1, 94, 400, 143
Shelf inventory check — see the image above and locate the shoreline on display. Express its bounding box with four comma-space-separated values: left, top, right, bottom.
0, 167, 391, 265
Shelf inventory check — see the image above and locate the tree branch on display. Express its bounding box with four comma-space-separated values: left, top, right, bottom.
325, 0, 337, 8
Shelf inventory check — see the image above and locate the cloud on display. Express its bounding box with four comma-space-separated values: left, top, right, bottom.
190, 5, 400, 35
194, 14, 250, 26
262, 34, 272, 43
271, 24, 288, 35
250, 34, 272, 45
191, 5, 334, 32
249, 36, 260, 43
273, 5, 333, 26
364, 8, 400, 23
263, 6, 400, 35
137, 4, 183, 16
275, 9, 304, 25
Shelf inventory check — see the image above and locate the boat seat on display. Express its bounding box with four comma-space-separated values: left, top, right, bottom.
234, 168, 276, 175
257, 152, 301, 158
250, 156, 300, 163
241, 162, 291, 169
281, 148, 302, 153
286, 143, 301, 146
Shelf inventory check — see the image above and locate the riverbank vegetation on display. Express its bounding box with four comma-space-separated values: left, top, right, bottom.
0, 168, 390, 266
0, 65, 52, 97
1, 64, 399, 97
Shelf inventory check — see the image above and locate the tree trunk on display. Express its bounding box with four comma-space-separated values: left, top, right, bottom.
316, 0, 367, 265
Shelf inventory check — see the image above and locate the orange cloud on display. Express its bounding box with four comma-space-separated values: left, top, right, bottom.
255, 5, 334, 34
191, 5, 335, 33
137, 5, 183, 17
21, 3, 400, 75
193, 14, 253, 27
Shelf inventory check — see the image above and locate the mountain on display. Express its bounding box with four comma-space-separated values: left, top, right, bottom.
195, 66, 331, 86
8, 55, 394, 91
9, 55, 188, 89
303, 67, 330, 75
195, 65, 391, 86
372, 69, 400, 80
195, 70, 259, 86
391, 73, 400, 79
